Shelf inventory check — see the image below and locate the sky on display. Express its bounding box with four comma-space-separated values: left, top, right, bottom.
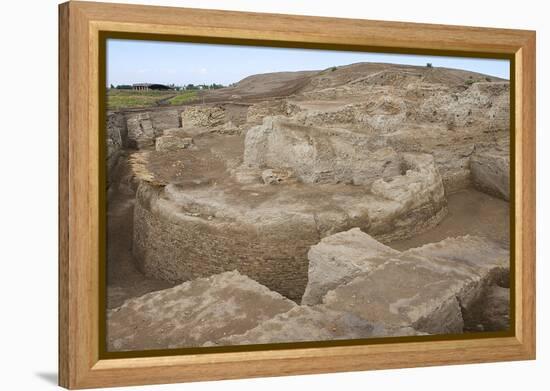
107, 39, 510, 87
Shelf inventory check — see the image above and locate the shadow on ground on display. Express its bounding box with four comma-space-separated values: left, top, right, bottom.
35, 372, 57, 385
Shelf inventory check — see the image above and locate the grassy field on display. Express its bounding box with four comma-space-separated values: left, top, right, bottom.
107, 89, 198, 110
167, 91, 199, 105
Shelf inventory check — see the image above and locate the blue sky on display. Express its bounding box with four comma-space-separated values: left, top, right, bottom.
107, 39, 510, 86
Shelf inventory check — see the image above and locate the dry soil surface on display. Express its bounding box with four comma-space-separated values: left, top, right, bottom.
389, 188, 509, 251
107, 191, 174, 309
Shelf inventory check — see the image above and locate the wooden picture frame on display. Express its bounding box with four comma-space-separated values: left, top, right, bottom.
59, 1, 536, 389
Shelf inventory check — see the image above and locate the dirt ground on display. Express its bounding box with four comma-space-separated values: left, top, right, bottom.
389, 188, 509, 251
106, 190, 174, 309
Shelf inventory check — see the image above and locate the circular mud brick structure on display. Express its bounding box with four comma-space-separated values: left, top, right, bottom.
132, 152, 447, 302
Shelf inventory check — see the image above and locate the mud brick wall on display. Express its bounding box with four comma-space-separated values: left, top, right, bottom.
132, 185, 319, 302
370, 202, 449, 243
106, 112, 128, 182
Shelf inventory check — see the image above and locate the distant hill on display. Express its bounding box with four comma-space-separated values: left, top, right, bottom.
201, 62, 506, 103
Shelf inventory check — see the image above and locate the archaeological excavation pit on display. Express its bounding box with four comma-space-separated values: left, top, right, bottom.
105, 61, 511, 349
129, 118, 453, 301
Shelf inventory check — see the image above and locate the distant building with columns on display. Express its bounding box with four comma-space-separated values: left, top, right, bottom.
132, 83, 172, 91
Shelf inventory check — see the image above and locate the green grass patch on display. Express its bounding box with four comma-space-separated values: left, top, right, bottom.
106, 89, 175, 110
108, 89, 173, 97
107, 95, 165, 109
106, 89, 200, 110
168, 91, 198, 105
